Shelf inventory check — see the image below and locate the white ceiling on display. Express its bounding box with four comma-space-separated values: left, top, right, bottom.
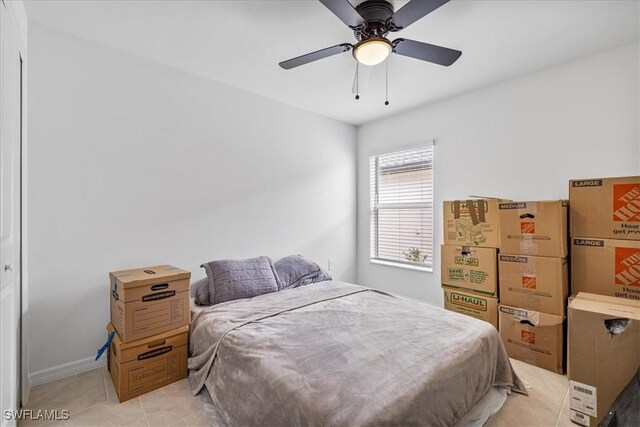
25, 0, 640, 125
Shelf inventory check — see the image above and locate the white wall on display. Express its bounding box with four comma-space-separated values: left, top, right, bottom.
27, 24, 356, 377
357, 42, 640, 305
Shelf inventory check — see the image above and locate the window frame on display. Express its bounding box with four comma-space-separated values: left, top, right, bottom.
369, 142, 434, 273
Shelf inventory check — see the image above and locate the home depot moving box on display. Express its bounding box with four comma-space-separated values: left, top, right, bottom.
443, 286, 498, 328
568, 293, 640, 427
570, 176, 640, 240
498, 200, 568, 257
441, 245, 498, 296
498, 305, 564, 374
110, 265, 191, 342
107, 323, 189, 402
443, 199, 502, 248
499, 254, 568, 316
571, 238, 640, 300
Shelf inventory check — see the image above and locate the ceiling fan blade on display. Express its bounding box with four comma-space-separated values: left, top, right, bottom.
390, 0, 450, 30
279, 44, 352, 70
393, 38, 461, 66
319, 0, 365, 28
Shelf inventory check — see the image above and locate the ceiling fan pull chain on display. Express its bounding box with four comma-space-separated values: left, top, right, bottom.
355, 62, 360, 100
385, 60, 389, 106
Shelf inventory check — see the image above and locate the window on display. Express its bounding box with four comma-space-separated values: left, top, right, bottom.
370, 145, 433, 271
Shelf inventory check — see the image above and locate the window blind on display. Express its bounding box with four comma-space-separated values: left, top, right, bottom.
370, 145, 433, 268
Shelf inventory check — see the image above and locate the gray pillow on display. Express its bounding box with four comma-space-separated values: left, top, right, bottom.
201, 256, 281, 304
192, 278, 211, 306
274, 255, 332, 290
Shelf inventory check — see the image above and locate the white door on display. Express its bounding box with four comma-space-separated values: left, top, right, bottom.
1, 2, 23, 425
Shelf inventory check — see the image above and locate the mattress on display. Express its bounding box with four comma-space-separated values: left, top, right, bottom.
188, 281, 525, 426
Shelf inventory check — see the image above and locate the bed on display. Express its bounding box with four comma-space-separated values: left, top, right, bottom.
188, 281, 525, 426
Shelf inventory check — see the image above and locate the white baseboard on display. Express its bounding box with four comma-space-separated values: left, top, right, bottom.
29, 357, 107, 387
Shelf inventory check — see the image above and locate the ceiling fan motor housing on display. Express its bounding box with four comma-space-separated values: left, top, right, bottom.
354, 0, 395, 40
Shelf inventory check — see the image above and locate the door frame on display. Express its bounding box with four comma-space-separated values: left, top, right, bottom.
16, 9, 29, 409
0, 0, 29, 412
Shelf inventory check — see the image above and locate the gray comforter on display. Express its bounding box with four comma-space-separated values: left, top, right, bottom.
189, 281, 525, 426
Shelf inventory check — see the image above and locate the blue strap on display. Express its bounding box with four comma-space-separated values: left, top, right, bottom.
95, 331, 116, 361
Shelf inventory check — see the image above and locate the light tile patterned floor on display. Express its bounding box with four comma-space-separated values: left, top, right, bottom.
20, 359, 571, 426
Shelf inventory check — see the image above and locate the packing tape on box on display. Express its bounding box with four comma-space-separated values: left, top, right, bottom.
467, 199, 480, 225
95, 330, 116, 361
453, 199, 486, 225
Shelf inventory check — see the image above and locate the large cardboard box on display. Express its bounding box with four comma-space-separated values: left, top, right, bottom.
441, 245, 498, 296
443, 286, 499, 328
443, 199, 502, 248
571, 237, 640, 300
499, 254, 568, 316
498, 304, 564, 374
108, 323, 189, 402
110, 265, 191, 342
567, 293, 640, 426
498, 200, 568, 257
570, 176, 640, 241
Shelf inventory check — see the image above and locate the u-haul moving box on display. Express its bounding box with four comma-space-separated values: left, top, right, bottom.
498, 200, 568, 258
108, 323, 189, 402
498, 305, 565, 374
499, 254, 568, 316
443, 199, 502, 248
570, 176, 640, 240
441, 245, 498, 296
443, 286, 498, 329
568, 293, 640, 427
571, 238, 640, 300
110, 265, 191, 342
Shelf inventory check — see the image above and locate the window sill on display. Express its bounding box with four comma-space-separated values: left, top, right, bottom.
370, 259, 433, 273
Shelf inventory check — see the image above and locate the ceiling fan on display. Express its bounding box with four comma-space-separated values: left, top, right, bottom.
279, 0, 461, 70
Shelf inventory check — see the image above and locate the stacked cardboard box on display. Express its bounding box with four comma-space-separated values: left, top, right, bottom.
567, 176, 640, 426
569, 176, 640, 299
441, 199, 502, 328
567, 293, 640, 427
107, 265, 191, 402
497, 200, 568, 374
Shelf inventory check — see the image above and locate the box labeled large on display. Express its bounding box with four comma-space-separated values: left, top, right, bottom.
570, 176, 640, 240
571, 238, 640, 300
108, 323, 189, 402
568, 293, 640, 426
443, 199, 502, 248
443, 286, 498, 328
498, 305, 564, 374
498, 200, 568, 257
441, 245, 498, 295
110, 265, 191, 342
499, 254, 568, 316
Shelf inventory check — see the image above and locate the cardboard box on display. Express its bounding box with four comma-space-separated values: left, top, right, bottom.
498, 305, 565, 374
571, 237, 640, 300
570, 176, 640, 241
567, 293, 640, 426
499, 254, 568, 316
443, 286, 499, 328
108, 323, 189, 402
443, 199, 502, 248
498, 200, 568, 257
110, 265, 191, 342
441, 245, 498, 296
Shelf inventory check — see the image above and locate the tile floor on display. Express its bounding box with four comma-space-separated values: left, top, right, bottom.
21, 359, 572, 426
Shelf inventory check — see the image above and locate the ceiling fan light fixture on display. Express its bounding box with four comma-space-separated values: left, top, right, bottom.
353, 37, 392, 66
